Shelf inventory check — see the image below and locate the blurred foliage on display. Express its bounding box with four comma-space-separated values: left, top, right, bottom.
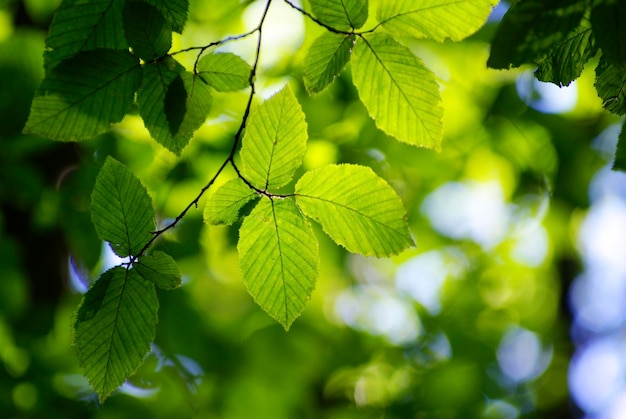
0, 0, 619, 418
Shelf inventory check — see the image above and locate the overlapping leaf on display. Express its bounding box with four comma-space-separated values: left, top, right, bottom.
591, 0, 626, 66
308, 0, 368, 30
44, 0, 127, 69
204, 178, 258, 225
240, 86, 308, 190
197, 53, 251, 92
303, 33, 354, 94
74, 267, 158, 402
24, 50, 141, 141
378, 0, 497, 42
595, 56, 626, 115
295, 164, 413, 257
145, 0, 189, 33
91, 157, 155, 258
135, 251, 182, 289
352, 34, 442, 149
238, 198, 319, 330
123, 1, 172, 60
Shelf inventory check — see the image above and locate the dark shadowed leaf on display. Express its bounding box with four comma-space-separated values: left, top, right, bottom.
135, 251, 182, 289
123, 1, 172, 60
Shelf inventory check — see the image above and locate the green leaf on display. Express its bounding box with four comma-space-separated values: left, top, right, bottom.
535, 16, 597, 86
123, 1, 172, 61
595, 56, 626, 115
303, 33, 354, 94
204, 178, 258, 225
91, 157, 155, 258
144, 0, 189, 33
378, 0, 497, 42
44, 0, 127, 69
24, 50, 141, 141
591, 0, 626, 65
137, 57, 212, 154
295, 164, 414, 257
487, 0, 587, 69
197, 53, 251, 92
238, 198, 319, 330
351, 33, 442, 149
134, 251, 182, 289
613, 122, 626, 172
240, 86, 308, 190
308, 0, 368, 30
74, 267, 158, 402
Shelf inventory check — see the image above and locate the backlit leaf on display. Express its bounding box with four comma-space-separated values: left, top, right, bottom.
204, 178, 258, 225
74, 267, 158, 403
595, 56, 626, 115
135, 251, 182, 289
295, 164, 414, 257
24, 50, 141, 141
308, 0, 368, 30
303, 33, 354, 94
144, 0, 189, 33
123, 1, 172, 60
240, 86, 308, 190
197, 53, 251, 92
352, 33, 442, 149
91, 157, 155, 258
238, 198, 319, 330
378, 0, 497, 42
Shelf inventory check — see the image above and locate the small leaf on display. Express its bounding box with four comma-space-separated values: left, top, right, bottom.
197, 53, 251, 92
44, 0, 127, 69
135, 251, 182, 289
303, 33, 354, 94
613, 122, 626, 172
74, 267, 158, 402
308, 0, 368, 30
91, 157, 155, 258
295, 164, 414, 257
123, 1, 172, 60
352, 34, 442, 149
204, 178, 258, 225
137, 57, 212, 154
595, 56, 626, 115
144, 0, 189, 33
238, 198, 319, 330
240, 85, 308, 190
378, 0, 497, 42
24, 50, 141, 141
591, 0, 626, 66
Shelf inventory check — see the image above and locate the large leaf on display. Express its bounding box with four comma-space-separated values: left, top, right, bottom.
303, 33, 354, 94
24, 50, 141, 141
238, 198, 319, 330
240, 86, 308, 190
197, 53, 251, 92
308, 0, 368, 30
378, 0, 497, 42
204, 178, 258, 225
134, 251, 182, 290
295, 164, 413, 257
91, 157, 156, 258
351, 33, 442, 149
488, 0, 587, 69
595, 56, 626, 115
144, 0, 189, 33
591, 0, 626, 66
137, 57, 212, 154
44, 0, 127, 69
535, 16, 597, 86
74, 267, 158, 402
123, 1, 172, 61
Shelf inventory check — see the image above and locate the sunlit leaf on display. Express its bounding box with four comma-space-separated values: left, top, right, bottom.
74, 267, 158, 403
308, 0, 368, 30
240, 85, 308, 190
595, 56, 626, 115
591, 0, 626, 66
378, 0, 497, 42
135, 251, 182, 289
44, 0, 127, 69
352, 33, 442, 149
144, 0, 189, 33
197, 53, 251, 92
238, 198, 319, 330
295, 164, 414, 257
303, 33, 354, 94
204, 178, 258, 225
24, 50, 141, 141
137, 57, 212, 154
91, 157, 155, 258
123, 1, 172, 60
